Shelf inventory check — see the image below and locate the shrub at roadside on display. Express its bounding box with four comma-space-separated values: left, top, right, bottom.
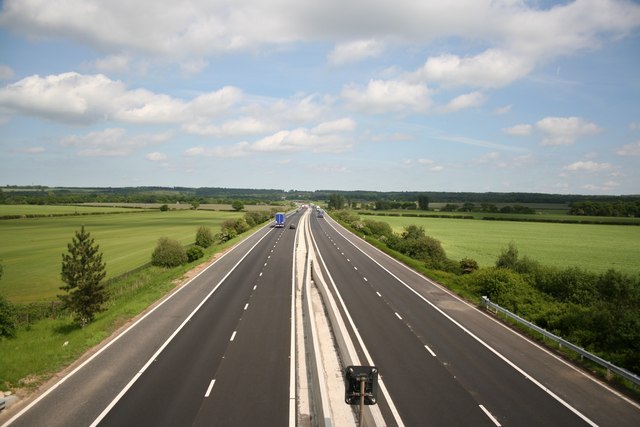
195, 226, 215, 248
244, 210, 272, 227
186, 246, 204, 263
151, 237, 188, 267
0, 293, 17, 338
460, 258, 479, 274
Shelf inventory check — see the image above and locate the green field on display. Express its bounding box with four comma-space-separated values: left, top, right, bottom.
0, 209, 243, 303
0, 204, 149, 216
363, 215, 640, 276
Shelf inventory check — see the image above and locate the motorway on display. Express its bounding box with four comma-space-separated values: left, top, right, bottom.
308, 212, 640, 426
2, 210, 305, 427
2, 207, 639, 426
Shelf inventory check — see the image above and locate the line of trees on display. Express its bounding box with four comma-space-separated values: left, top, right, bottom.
569, 201, 640, 217
440, 203, 536, 214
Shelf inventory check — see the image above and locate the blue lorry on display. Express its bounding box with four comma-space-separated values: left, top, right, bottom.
275, 212, 285, 228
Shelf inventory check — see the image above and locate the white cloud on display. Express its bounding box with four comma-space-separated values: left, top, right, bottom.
88, 54, 132, 74
494, 105, 512, 115
0, 72, 243, 125
185, 119, 354, 158
311, 118, 356, 134
583, 181, 620, 192
503, 124, 532, 136
146, 152, 168, 162
563, 160, 613, 172
251, 128, 351, 153
60, 128, 170, 157
439, 91, 486, 113
185, 143, 252, 158
1, 0, 638, 89
412, 49, 533, 88
342, 79, 431, 114
0, 65, 15, 80
183, 117, 276, 137
537, 116, 601, 146
616, 141, 640, 156
328, 39, 384, 66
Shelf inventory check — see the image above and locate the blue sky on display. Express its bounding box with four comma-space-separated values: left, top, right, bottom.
1, 0, 639, 194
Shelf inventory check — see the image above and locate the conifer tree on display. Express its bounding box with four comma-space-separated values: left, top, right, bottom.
59, 226, 108, 327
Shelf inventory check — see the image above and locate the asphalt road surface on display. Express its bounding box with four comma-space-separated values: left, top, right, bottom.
308, 212, 640, 426
3, 208, 639, 426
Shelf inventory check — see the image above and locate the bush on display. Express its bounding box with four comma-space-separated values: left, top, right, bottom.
460, 258, 479, 274
244, 211, 271, 227
159, 204, 169, 212
151, 237, 187, 267
186, 246, 204, 262
466, 267, 527, 303
0, 293, 17, 338
196, 226, 215, 248
496, 242, 519, 269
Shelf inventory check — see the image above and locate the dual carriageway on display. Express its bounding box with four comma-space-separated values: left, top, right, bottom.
2, 207, 639, 426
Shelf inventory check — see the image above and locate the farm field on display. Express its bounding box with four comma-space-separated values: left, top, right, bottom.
362, 215, 640, 276
0, 209, 244, 303
0, 204, 149, 216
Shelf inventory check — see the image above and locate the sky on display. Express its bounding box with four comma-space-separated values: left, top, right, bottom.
0, 0, 639, 194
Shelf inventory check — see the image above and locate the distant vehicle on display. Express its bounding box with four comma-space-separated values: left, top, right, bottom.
317, 208, 324, 218
289, 224, 296, 229
275, 212, 285, 228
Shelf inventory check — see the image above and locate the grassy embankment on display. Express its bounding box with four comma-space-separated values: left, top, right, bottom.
0, 207, 242, 302
360, 214, 640, 276
0, 205, 269, 391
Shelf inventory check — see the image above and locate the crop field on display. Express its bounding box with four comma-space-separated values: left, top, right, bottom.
0, 209, 244, 303
0, 204, 148, 216
363, 215, 640, 276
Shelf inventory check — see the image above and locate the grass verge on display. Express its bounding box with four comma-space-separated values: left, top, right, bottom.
0, 232, 245, 393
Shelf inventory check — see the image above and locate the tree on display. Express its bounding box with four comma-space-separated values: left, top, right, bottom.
417, 194, 430, 211
231, 200, 244, 211
59, 226, 108, 327
328, 194, 345, 210
496, 242, 519, 270
196, 226, 215, 248
0, 263, 17, 338
151, 237, 188, 267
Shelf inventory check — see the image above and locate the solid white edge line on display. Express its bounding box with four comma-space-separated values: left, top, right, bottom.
86, 228, 275, 427
323, 217, 599, 427
204, 379, 216, 398
1, 226, 272, 427
479, 404, 502, 426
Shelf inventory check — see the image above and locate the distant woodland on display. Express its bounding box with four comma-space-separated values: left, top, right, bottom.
1, 186, 639, 217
